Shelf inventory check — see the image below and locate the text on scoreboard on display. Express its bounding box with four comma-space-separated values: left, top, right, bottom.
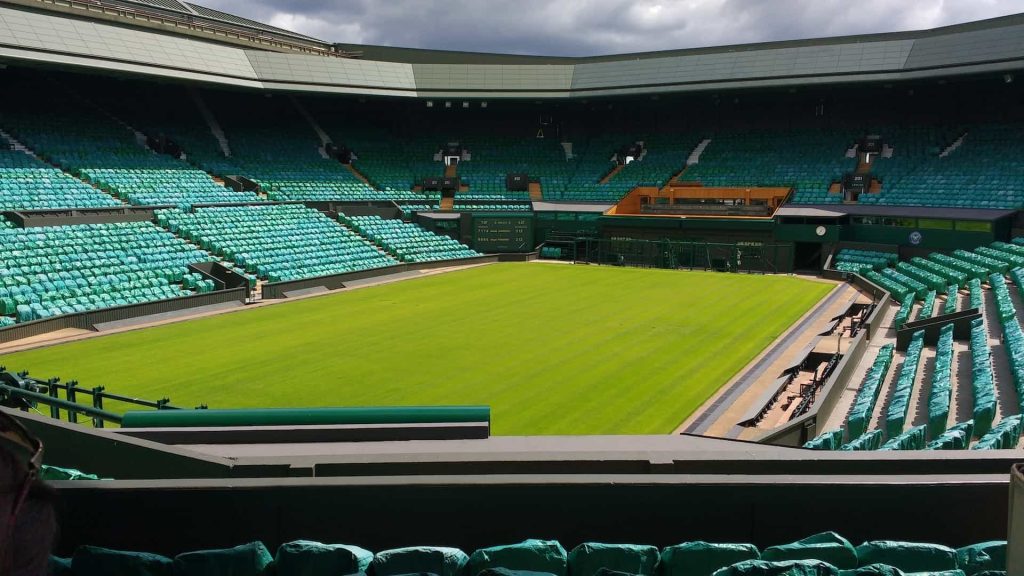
472, 216, 533, 252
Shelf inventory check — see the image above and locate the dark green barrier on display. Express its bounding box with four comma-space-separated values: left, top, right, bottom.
121, 406, 490, 428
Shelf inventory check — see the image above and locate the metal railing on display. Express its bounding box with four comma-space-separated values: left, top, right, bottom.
0, 368, 202, 428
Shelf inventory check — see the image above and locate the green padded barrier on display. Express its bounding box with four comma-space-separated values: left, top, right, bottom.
711, 559, 840, 575
72, 545, 172, 576
660, 542, 760, 576
567, 543, 659, 576
803, 429, 844, 450
372, 546, 469, 576
468, 539, 567, 576
48, 556, 73, 575
854, 542, 957, 573
171, 541, 272, 576
275, 540, 373, 576
761, 533, 857, 569
955, 541, 1006, 575
122, 406, 490, 428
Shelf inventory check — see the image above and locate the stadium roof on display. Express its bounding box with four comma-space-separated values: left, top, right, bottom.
1, 1, 1022, 98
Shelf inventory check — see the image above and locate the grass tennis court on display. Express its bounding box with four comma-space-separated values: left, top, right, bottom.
0, 263, 832, 435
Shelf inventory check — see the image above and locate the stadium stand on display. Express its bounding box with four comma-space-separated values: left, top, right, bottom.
864, 124, 1024, 209
681, 128, 856, 204
155, 204, 398, 282
0, 135, 123, 211
0, 222, 212, 324
49, 536, 1008, 576
0, 86, 259, 208
341, 215, 481, 263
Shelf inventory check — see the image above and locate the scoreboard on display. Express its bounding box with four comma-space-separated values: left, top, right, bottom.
472, 215, 533, 252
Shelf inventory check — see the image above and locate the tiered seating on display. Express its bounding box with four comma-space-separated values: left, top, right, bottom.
845, 344, 894, 439
2, 98, 258, 208
396, 203, 440, 216
884, 330, 924, 438
343, 215, 481, 262
895, 262, 946, 293
989, 272, 1024, 415
193, 92, 428, 203
864, 270, 912, 302
682, 128, 856, 204
49, 535, 1007, 576
893, 297, 914, 330
0, 142, 122, 210
458, 137, 572, 199
866, 124, 1024, 208
0, 222, 211, 324
916, 290, 936, 320
156, 204, 398, 282
554, 135, 697, 202
832, 249, 896, 273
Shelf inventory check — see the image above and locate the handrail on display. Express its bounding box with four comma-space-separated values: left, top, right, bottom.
0, 383, 123, 426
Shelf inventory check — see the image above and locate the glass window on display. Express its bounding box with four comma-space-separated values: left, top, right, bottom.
956, 220, 992, 232
917, 218, 953, 230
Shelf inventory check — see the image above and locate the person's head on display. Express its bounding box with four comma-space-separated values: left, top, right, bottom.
0, 409, 49, 576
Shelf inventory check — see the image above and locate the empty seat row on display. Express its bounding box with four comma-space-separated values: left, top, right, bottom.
342, 215, 481, 262
156, 204, 399, 283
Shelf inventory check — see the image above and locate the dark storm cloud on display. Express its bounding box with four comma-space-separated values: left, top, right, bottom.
199, 0, 1024, 56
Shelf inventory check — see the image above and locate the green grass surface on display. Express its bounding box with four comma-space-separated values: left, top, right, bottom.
0, 264, 832, 435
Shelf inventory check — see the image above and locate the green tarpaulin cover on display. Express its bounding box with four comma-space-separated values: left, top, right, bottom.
712, 559, 839, 575
838, 564, 904, 575
955, 541, 1006, 575
840, 430, 883, 451
879, 426, 926, 451
567, 543, 659, 576
661, 542, 760, 576
847, 345, 895, 439
72, 546, 172, 576
469, 540, 567, 576
762, 533, 857, 569
926, 420, 973, 450
373, 547, 469, 576
803, 430, 844, 451
854, 542, 957, 573
972, 415, 1023, 450
926, 324, 955, 438
969, 318, 996, 436
274, 540, 373, 576
885, 331, 925, 438
48, 556, 73, 576
172, 542, 272, 576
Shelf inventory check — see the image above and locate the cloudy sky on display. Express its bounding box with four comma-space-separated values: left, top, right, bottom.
200, 0, 1024, 56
